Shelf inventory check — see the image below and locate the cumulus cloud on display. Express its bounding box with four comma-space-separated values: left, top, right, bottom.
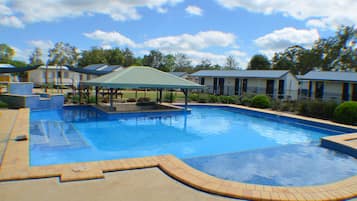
185, 5, 203, 16
254, 27, 320, 56
215, 0, 357, 29
83, 29, 247, 67
84, 30, 136, 48
0, 0, 183, 27
28, 40, 54, 50
143, 31, 236, 51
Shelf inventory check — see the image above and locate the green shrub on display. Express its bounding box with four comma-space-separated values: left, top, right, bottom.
208, 95, 219, 103
251, 95, 271, 108
198, 95, 208, 103
298, 100, 338, 119
241, 97, 252, 106
333, 101, 357, 125
163, 93, 176, 102
271, 99, 281, 111
220, 96, 236, 104
189, 93, 199, 102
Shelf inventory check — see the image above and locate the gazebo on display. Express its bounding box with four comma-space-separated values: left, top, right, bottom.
80, 66, 204, 111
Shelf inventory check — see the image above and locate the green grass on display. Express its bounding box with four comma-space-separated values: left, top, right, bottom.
0, 100, 8, 108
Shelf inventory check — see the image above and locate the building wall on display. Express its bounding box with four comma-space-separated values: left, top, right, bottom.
28, 68, 80, 87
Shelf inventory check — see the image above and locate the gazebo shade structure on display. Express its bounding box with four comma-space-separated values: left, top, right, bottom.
80, 66, 204, 110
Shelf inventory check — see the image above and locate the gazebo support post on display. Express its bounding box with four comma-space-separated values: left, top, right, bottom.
183, 89, 188, 111
95, 87, 98, 104
159, 89, 162, 103
110, 88, 114, 111
87, 87, 90, 104
78, 87, 82, 104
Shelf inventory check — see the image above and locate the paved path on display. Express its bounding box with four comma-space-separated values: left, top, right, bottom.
0, 168, 238, 201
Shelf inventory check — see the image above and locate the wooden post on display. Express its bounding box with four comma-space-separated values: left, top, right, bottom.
87, 87, 90, 104
110, 88, 114, 111
184, 89, 188, 111
78, 87, 82, 104
95, 86, 98, 104
159, 89, 162, 103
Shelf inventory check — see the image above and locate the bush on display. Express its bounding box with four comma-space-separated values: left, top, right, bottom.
271, 99, 281, 111
298, 100, 338, 119
189, 93, 199, 102
220, 96, 236, 104
208, 95, 219, 103
198, 95, 208, 103
333, 101, 357, 125
163, 92, 176, 102
251, 95, 271, 108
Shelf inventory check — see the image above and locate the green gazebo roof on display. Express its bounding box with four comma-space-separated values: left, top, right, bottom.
81, 66, 203, 89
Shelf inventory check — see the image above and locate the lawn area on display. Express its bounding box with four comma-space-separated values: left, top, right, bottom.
120, 90, 186, 102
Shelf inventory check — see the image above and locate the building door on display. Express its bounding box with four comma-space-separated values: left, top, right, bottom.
218, 78, 225, 95
278, 80, 285, 99
315, 81, 324, 99
266, 80, 275, 97
234, 78, 240, 95
200, 77, 205, 85
242, 79, 248, 93
342, 83, 349, 101
213, 78, 218, 94
308, 81, 312, 98
352, 84, 357, 101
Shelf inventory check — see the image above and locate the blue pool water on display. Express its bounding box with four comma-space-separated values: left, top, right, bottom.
30, 105, 357, 186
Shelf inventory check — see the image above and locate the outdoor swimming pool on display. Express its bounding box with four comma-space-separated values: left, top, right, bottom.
30, 105, 357, 186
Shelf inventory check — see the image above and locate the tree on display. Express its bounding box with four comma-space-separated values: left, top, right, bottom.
29, 48, 44, 65
143, 50, 164, 68
122, 48, 135, 67
224, 55, 239, 70
0, 44, 15, 62
48, 42, 79, 92
174, 53, 192, 71
78, 47, 108, 67
161, 54, 175, 72
248, 54, 271, 70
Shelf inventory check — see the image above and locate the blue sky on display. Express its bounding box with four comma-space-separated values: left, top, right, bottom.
1, 0, 356, 68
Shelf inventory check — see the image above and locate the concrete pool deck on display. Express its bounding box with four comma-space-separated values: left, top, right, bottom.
0, 105, 356, 201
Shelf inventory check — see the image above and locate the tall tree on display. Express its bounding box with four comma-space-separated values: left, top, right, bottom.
248, 54, 271, 70
0, 44, 15, 62
29, 47, 44, 65
48, 42, 79, 92
143, 50, 164, 68
174, 53, 192, 71
122, 48, 135, 67
161, 54, 175, 72
224, 55, 239, 70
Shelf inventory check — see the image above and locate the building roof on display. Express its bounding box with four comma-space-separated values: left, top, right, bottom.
0, 65, 40, 73
39, 65, 69, 70
81, 66, 203, 89
191, 70, 290, 79
84, 64, 122, 72
169, 72, 188, 77
299, 71, 357, 82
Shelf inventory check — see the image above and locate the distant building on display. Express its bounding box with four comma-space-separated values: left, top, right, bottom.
169, 72, 188, 78
28, 65, 80, 87
298, 71, 357, 101
191, 70, 299, 100
0, 64, 18, 82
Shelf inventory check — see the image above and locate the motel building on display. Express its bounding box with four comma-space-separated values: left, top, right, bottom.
298, 71, 357, 102
191, 70, 299, 100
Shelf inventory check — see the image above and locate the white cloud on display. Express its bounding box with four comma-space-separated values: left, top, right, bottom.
28, 40, 54, 50
254, 27, 320, 57
0, 15, 24, 28
84, 29, 247, 67
215, 0, 357, 29
84, 30, 136, 48
185, 5, 203, 16
0, 0, 183, 28
143, 31, 236, 51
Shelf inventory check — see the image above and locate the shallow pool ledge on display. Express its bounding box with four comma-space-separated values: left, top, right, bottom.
0, 107, 357, 201
322, 133, 357, 158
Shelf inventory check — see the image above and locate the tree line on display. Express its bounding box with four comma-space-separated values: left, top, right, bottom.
0, 25, 355, 74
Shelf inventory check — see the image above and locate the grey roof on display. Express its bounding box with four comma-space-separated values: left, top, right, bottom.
299, 71, 357, 82
83, 64, 122, 72
169, 72, 188, 77
191, 70, 290, 79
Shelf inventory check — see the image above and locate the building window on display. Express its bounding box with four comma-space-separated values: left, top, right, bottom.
42, 72, 46, 80
352, 84, 357, 101
278, 80, 285, 99
57, 71, 62, 78
266, 80, 275, 97
315, 81, 324, 99
218, 78, 224, 95
242, 79, 248, 93
342, 83, 349, 101
213, 78, 218, 94
200, 77, 205, 85
234, 78, 240, 95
